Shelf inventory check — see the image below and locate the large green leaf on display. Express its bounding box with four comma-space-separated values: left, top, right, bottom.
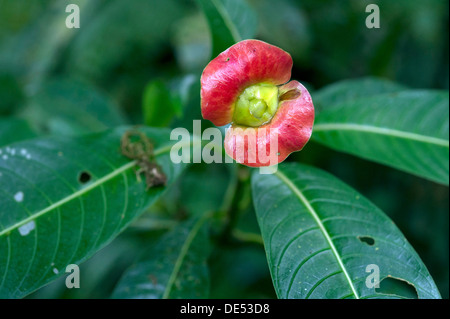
251, 163, 441, 299
65, 0, 182, 82
195, 0, 257, 58
112, 215, 210, 299
313, 77, 407, 113
312, 90, 449, 185
0, 126, 188, 298
27, 230, 151, 299
21, 78, 127, 136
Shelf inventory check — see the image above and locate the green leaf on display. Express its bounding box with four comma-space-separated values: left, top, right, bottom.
313, 77, 408, 113
195, 0, 258, 58
312, 90, 449, 185
0, 118, 37, 147
142, 80, 182, 128
21, 78, 127, 136
251, 163, 441, 299
112, 216, 210, 299
0, 126, 188, 298
64, 0, 183, 82
27, 230, 151, 299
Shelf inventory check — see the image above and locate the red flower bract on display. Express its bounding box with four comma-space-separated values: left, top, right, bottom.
201, 40, 293, 126
200, 39, 315, 167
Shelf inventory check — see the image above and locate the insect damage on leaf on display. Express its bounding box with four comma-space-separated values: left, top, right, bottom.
120, 130, 167, 189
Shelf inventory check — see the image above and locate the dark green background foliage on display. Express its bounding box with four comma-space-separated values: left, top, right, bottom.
0, 0, 448, 299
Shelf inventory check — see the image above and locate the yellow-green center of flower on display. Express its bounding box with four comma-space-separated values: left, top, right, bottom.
232, 83, 279, 127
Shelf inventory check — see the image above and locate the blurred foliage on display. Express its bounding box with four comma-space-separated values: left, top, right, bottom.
0, 0, 448, 298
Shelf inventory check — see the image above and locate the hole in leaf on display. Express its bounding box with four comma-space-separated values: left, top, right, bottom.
78, 171, 91, 184
376, 276, 419, 299
358, 236, 375, 246
279, 89, 301, 102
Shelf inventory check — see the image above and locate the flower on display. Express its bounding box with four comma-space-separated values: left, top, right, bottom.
201, 39, 314, 167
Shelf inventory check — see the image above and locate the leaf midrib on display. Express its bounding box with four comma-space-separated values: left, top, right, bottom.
313, 123, 449, 147
274, 170, 360, 299
0, 143, 179, 238
162, 214, 209, 299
